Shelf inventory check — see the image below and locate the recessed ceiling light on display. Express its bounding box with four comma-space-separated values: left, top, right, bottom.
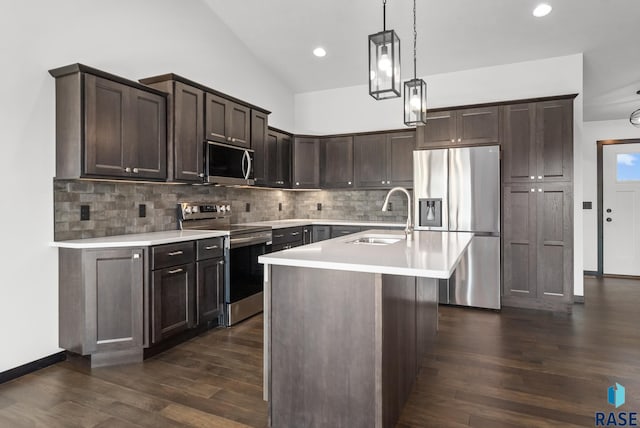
533, 3, 552, 17
313, 47, 326, 57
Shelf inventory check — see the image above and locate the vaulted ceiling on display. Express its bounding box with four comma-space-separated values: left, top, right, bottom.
205, 0, 640, 121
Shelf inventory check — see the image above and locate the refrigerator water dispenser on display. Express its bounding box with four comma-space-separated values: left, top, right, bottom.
418, 198, 442, 227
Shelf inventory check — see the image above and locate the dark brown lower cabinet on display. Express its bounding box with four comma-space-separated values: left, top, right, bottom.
59, 247, 145, 367
197, 257, 225, 325
330, 225, 362, 238
151, 263, 196, 344
502, 182, 573, 311
312, 225, 331, 242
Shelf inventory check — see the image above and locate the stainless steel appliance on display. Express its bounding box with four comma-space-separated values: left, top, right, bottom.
414, 146, 501, 310
178, 202, 272, 325
204, 141, 254, 185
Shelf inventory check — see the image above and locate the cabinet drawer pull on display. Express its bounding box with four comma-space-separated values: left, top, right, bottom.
168, 268, 183, 274
125, 167, 132, 173
132, 167, 139, 173
290, 232, 300, 236
274, 234, 284, 238
205, 245, 219, 250
168, 251, 184, 256
341, 231, 351, 234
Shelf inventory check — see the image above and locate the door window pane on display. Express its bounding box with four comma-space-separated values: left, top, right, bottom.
617, 153, 640, 181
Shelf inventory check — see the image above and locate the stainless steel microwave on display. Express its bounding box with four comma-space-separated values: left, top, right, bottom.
204, 141, 254, 185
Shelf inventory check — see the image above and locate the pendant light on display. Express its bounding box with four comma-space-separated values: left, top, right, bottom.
368, 0, 401, 100
404, 0, 427, 126
630, 90, 640, 127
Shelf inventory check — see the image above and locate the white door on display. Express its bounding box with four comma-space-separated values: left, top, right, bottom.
603, 144, 640, 275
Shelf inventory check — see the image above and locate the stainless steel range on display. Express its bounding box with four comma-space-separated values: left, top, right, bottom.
178, 202, 272, 326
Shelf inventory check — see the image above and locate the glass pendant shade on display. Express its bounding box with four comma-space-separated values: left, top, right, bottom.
630, 108, 640, 127
368, 30, 401, 100
404, 78, 427, 126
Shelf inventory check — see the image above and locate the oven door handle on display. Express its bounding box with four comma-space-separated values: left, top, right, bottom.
230, 235, 270, 248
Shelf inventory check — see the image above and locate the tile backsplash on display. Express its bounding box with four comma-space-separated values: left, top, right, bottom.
54, 180, 411, 240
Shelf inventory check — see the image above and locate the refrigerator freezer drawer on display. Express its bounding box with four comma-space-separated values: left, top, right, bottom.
449, 236, 500, 310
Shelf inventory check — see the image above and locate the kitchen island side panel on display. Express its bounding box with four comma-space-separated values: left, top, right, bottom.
270, 266, 377, 428
268, 266, 438, 428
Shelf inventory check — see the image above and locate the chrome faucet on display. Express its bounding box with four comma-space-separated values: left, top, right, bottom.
382, 187, 413, 240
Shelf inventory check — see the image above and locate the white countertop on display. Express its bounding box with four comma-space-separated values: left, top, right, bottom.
50, 230, 229, 249
241, 219, 406, 229
259, 230, 473, 279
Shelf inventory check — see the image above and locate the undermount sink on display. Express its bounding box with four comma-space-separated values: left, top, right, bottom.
347, 235, 405, 246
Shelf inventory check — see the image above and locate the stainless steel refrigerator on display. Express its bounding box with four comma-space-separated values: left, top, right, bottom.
413, 146, 501, 310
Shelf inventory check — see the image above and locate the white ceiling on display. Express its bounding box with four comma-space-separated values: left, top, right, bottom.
204, 0, 640, 121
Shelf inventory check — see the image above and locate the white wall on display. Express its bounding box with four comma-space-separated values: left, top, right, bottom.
294, 54, 586, 296
0, 0, 294, 373
582, 120, 640, 271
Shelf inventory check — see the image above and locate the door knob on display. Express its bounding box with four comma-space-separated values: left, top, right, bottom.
606, 218, 612, 222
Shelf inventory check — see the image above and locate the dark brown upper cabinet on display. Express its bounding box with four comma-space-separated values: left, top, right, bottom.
503, 99, 573, 184
293, 137, 320, 188
205, 93, 250, 149
50, 64, 167, 181
320, 136, 354, 188
354, 131, 415, 189
419, 106, 499, 148
266, 128, 292, 188
251, 110, 269, 185
140, 74, 271, 183
143, 78, 205, 182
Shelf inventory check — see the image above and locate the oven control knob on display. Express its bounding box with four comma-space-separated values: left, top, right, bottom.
225, 204, 231, 212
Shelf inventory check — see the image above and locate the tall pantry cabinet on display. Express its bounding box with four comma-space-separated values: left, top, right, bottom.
501, 97, 575, 312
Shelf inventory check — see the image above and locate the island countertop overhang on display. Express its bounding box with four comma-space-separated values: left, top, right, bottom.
258, 229, 474, 279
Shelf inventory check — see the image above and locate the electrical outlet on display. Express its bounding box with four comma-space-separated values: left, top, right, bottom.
317, 203, 322, 211
246, 203, 251, 212
278, 202, 282, 211
139, 204, 146, 218
80, 205, 90, 221
387, 202, 393, 211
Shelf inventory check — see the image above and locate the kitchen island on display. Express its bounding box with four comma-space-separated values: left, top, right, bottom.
259, 229, 473, 428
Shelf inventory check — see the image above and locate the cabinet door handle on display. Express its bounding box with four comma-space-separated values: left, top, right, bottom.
231, 138, 237, 143
132, 253, 141, 260
538, 188, 542, 192
530, 176, 535, 180
381, 181, 385, 184
457, 138, 461, 142
538, 176, 542, 180
227, 137, 232, 142
198, 173, 204, 178
205, 245, 219, 250
168, 251, 184, 256
531, 189, 535, 192
451, 139, 455, 143
125, 167, 132, 173
133, 167, 139, 173
168, 268, 183, 274
219, 260, 224, 265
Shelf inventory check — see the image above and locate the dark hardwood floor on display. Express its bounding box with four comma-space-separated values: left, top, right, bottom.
1, 276, 639, 427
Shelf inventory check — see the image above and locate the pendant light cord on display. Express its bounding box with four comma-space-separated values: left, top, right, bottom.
383, 0, 387, 31
413, 0, 417, 79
